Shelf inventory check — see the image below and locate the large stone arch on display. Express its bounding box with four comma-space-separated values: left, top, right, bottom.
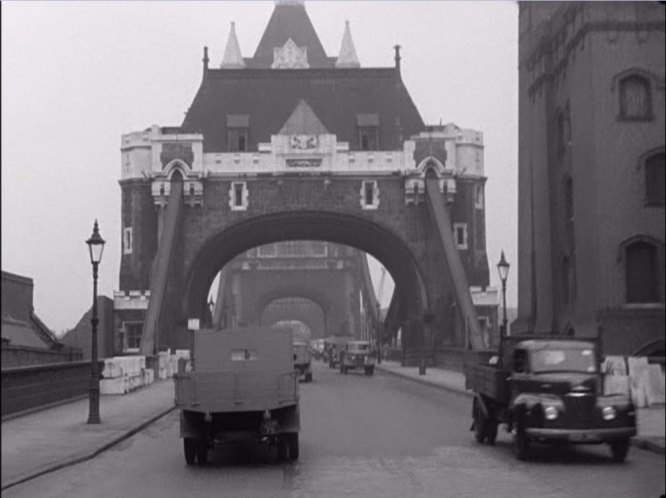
182, 210, 428, 347
253, 287, 330, 334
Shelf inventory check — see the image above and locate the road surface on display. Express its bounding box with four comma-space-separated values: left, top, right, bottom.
4, 362, 664, 498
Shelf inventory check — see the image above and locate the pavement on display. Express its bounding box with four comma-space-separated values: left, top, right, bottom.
1, 362, 663, 492
1, 379, 176, 491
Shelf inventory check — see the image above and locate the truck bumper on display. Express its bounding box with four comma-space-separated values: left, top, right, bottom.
525, 427, 636, 443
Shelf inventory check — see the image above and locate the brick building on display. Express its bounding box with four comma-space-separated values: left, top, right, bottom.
515, 2, 665, 356
1, 270, 82, 367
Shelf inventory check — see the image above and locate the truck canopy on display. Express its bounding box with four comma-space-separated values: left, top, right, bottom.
194, 328, 293, 374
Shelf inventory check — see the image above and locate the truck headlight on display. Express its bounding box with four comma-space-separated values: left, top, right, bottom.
544, 405, 559, 420
602, 406, 616, 421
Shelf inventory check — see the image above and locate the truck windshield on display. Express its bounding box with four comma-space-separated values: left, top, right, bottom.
531, 348, 596, 373
349, 343, 369, 352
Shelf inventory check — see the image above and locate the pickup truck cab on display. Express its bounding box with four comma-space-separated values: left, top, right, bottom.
466, 337, 636, 461
340, 340, 376, 375
174, 327, 300, 465
293, 341, 313, 382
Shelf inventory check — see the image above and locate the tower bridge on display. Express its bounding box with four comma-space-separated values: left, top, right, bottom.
113, 0, 498, 360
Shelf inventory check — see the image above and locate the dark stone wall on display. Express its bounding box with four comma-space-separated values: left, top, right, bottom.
1, 344, 83, 368
119, 180, 158, 291
1, 361, 101, 417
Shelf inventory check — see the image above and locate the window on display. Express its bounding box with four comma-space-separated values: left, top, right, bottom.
123, 227, 133, 255
619, 75, 651, 120
555, 105, 571, 154
123, 322, 143, 351
229, 182, 248, 210
474, 184, 484, 209
562, 175, 574, 222
453, 223, 468, 250
645, 152, 665, 206
561, 255, 577, 305
356, 114, 380, 151
625, 241, 659, 303
227, 114, 250, 152
360, 180, 379, 209
228, 129, 248, 152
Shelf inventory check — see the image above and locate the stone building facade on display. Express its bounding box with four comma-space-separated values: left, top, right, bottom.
516, 2, 665, 355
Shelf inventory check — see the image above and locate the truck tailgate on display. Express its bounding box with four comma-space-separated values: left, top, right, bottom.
175, 370, 298, 413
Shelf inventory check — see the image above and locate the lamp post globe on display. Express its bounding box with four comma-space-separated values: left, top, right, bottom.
496, 251, 510, 337
86, 220, 105, 424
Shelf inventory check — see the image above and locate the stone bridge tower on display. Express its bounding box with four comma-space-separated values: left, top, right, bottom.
112, 0, 495, 359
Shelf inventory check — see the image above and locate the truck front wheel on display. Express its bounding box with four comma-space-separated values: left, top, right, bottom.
609, 438, 630, 462
184, 438, 196, 465
513, 429, 530, 460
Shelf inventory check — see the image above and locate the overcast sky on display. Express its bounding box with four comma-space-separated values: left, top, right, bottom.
2, 1, 518, 334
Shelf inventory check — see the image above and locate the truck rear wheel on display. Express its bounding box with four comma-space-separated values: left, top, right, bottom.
365, 366, 374, 376
184, 437, 196, 465
286, 433, 299, 461
305, 372, 313, 383
196, 439, 208, 465
609, 438, 630, 462
473, 402, 489, 443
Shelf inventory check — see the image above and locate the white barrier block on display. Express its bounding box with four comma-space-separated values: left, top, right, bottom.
645, 364, 665, 406
100, 376, 129, 395
143, 368, 154, 385
102, 359, 124, 379
604, 375, 630, 396
602, 356, 628, 376
175, 349, 191, 360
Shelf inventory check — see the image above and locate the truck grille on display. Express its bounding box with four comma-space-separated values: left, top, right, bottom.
564, 393, 595, 428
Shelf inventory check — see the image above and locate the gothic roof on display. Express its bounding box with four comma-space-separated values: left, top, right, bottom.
247, 1, 334, 68
182, 68, 425, 152
182, 1, 425, 152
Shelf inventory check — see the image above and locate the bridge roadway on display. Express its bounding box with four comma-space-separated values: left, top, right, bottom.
3, 362, 664, 498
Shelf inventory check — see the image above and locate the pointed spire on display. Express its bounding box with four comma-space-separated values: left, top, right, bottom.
202, 46, 209, 74
221, 22, 246, 69
335, 21, 360, 68
394, 45, 401, 72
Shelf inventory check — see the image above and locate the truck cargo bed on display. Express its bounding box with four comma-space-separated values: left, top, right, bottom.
175, 370, 298, 413
465, 364, 509, 403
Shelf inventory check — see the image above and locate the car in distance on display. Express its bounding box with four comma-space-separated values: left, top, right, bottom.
340, 340, 376, 376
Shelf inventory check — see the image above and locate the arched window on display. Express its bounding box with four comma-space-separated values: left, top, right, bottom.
561, 256, 571, 305
644, 151, 665, 206
619, 75, 651, 120
562, 174, 574, 222
625, 241, 659, 303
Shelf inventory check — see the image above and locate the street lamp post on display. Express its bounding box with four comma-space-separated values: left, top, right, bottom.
497, 251, 510, 338
375, 302, 382, 365
86, 220, 105, 424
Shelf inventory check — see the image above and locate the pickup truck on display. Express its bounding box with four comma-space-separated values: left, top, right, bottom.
340, 340, 376, 375
174, 327, 300, 465
465, 334, 636, 461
